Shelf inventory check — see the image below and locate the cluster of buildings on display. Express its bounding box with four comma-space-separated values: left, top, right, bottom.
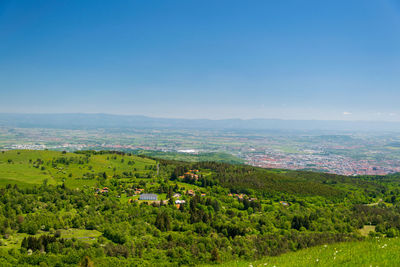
127, 189, 204, 209
179, 170, 200, 180
4, 142, 170, 152
227, 193, 257, 201
245, 150, 400, 176
7, 144, 48, 150
228, 193, 246, 200
134, 188, 145, 195
95, 187, 109, 194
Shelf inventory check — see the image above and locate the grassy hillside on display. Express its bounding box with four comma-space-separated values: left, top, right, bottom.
209, 237, 400, 267
0, 150, 156, 188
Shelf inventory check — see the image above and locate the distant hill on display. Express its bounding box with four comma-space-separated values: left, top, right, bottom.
133, 150, 244, 164
1, 113, 400, 132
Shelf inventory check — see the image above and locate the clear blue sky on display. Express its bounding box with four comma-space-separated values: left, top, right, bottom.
1, 0, 400, 121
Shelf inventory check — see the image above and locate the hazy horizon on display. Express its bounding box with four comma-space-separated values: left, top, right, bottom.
3, 111, 400, 123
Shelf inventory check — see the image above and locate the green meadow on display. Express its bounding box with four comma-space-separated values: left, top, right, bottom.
0, 150, 156, 189
0, 229, 102, 249
208, 237, 400, 267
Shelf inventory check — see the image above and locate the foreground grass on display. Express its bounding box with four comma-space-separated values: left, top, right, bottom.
207, 237, 400, 267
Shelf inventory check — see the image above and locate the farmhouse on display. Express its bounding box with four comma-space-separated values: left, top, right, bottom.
280, 201, 289, 206
183, 170, 199, 180
173, 193, 181, 198
95, 187, 109, 194
139, 193, 158, 201
186, 190, 195, 196
236, 194, 244, 200
101, 187, 109, 193
134, 188, 145, 195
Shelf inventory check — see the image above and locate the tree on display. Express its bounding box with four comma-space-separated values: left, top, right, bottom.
155, 211, 171, 232
211, 247, 220, 262
167, 187, 173, 199
80, 256, 94, 267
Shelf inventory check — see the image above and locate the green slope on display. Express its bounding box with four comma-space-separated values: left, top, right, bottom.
209, 237, 400, 267
0, 150, 156, 188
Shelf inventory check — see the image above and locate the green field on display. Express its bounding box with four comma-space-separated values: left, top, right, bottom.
0, 150, 156, 188
0, 229, 101, 249
56, 229, 102, 243
208, 237, 400, 267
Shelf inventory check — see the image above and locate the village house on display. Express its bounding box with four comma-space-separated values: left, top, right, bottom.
134, 188, 144, 195
175, 199, 186, 204
101, 188, 108, 193
280, 201, 289, 206
235, 194, 244, 200
186, 190, 195, 196
96, 187, 109, 194
182, 170, 200, 181
173, 193, 181, 198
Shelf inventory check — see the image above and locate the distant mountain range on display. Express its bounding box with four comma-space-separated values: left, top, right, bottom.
1, 113, 400, 132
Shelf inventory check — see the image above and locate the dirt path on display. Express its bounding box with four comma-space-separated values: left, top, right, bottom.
366, 199, 383, 206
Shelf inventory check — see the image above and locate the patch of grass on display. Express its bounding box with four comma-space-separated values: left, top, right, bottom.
57, 229, 102, 243
359, 225, 376, 237
206, 238, 400, 267
0, 233, 29, 249
0, 229, 102, 249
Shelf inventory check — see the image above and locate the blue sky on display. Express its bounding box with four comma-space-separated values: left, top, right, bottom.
1, 0, 400, 120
